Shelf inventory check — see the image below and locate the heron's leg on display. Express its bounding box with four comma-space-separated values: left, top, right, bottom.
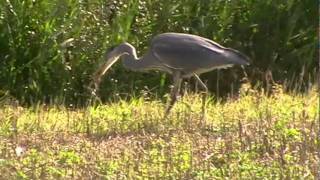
164, 71, 182, 118
193, 74, 208, 122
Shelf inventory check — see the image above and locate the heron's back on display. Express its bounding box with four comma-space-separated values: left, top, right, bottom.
150, 33, 247, 76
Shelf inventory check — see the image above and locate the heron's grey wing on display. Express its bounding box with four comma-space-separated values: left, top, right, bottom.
151, 33, 233, 72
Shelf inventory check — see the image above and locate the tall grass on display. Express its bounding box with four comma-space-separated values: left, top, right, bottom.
0, 0, 318, 104
0, 84, 318, 179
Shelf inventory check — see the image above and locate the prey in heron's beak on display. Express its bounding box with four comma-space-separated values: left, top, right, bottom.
89, 45, 121, 95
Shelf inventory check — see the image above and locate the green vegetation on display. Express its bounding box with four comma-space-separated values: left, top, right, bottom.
0, 0, 318, 179
0, 84, 318, 179
0, 0, 317, 104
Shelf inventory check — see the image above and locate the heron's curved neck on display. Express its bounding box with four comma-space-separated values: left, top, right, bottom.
119, 43, 144, 71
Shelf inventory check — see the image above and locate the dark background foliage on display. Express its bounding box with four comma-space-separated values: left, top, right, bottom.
0, 0, 318, 105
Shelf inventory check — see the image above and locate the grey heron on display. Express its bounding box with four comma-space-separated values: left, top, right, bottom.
91, 33, 249, 118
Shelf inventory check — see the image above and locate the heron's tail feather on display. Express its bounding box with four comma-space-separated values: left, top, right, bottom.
225, 48, 250, 66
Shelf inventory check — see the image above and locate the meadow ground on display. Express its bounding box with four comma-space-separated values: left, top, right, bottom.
0, 84, 319, 179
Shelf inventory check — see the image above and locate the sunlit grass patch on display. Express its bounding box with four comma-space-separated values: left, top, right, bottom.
0, 86, 318, 179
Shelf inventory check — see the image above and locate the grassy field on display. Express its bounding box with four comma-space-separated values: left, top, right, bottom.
0, 84, 319, 179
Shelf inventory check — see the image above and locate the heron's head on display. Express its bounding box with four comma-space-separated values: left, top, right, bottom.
103, 44, 119, 59
225, 48, 250, 66
103, 42, 136, 59
91, 43, 136, 90
106, 45, 117, 53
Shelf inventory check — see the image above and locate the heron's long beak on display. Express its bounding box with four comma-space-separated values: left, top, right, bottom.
91, 54, 120, 92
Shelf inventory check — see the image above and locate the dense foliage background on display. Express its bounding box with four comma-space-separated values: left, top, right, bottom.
0, 0, 318, 105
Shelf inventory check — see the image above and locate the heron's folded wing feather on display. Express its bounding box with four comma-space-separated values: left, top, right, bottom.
151, 33, 229, 70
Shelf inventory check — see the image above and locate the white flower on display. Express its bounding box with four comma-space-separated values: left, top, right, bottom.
15, 146, 26, 157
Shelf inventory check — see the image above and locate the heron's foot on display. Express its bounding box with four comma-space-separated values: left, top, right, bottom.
200, 115, 206, 125
199, 109, 207, 127
163, 105, 173, 120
